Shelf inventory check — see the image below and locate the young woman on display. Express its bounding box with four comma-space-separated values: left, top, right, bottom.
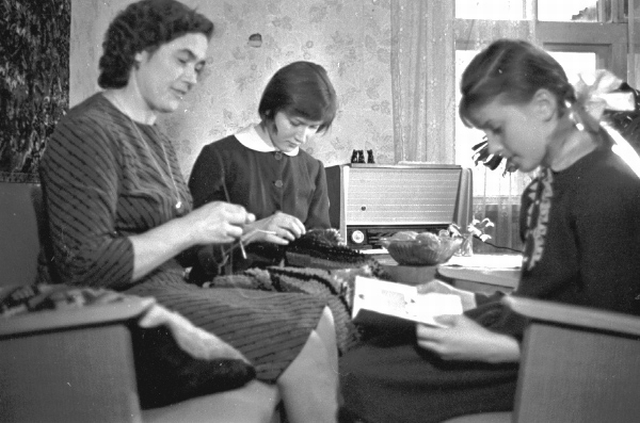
339, 39, 640, 423
187, 61, 337, 281
39, 1, 338, 421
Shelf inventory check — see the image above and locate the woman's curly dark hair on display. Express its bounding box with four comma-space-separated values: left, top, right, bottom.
98, 0, 214, 89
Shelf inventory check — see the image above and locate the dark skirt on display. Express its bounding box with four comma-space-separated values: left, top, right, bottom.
126, 265, 326, 383
339, 323, 518, 423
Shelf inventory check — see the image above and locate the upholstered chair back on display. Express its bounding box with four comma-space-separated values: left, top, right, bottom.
0, 180, 42, 288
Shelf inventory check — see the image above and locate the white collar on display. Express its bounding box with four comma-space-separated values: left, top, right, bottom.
235, 125, 299, 157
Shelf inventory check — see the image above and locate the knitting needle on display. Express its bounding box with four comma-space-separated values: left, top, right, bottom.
241, 229, 278, 244
253, 229, 278, 235
221, 178, 247, 259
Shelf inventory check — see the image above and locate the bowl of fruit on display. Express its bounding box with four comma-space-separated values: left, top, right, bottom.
380, 231, 463, 266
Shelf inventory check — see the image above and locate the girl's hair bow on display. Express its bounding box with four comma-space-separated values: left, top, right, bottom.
571, 69, 635, 132
572, 69, 640, 178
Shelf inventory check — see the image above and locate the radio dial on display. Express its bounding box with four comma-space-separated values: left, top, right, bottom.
351, 230, 365, 244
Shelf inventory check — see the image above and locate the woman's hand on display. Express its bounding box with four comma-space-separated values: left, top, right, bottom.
129, 201, 253, 281
417, 279, 477, 311
243, 211, 306, 245
416, 315, 520, 363
185, 201, 255, 245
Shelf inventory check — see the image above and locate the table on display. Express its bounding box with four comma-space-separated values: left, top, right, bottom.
438, 254, 521, 294
374, 253, 521, 294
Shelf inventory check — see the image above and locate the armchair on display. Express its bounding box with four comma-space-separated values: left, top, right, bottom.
0, 180, 281, 423
504, 295, 640, 422
444, 296, 640, 423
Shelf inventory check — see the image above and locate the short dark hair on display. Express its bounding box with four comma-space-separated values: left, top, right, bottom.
258, 61, 338, 133
98, 0, 214, 89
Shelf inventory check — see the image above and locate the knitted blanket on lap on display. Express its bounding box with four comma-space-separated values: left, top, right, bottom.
206, 263, 390, 354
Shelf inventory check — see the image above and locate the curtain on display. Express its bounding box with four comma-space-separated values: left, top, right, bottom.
390, 0, 455, 164
390, 1, 535, 252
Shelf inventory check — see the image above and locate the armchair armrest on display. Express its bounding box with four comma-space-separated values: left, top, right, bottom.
0, 297, 152, 423
502, 295, 640, 336
502, 295, 640, 423
0, 296, 154, 337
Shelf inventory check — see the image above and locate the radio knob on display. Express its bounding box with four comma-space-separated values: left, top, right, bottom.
351, 230, 365, 244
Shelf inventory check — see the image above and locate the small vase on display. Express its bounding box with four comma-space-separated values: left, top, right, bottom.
457, 234, 474, 257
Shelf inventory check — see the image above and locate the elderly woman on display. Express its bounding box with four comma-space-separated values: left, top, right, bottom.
39, 1, 338, 421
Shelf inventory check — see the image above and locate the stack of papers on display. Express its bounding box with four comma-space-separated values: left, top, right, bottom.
444, 254, 522, 270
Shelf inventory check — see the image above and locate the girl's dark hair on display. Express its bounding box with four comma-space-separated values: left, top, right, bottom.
98, 0, 214, 89
459, 39, 575, 127
258, 61, 338, 133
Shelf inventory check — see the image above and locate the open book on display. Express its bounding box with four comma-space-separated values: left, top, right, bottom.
352, 276, 463, 328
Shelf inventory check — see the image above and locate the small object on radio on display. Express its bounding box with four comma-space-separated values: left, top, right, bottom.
350, 149, 365, 164
367, 149, 375, 163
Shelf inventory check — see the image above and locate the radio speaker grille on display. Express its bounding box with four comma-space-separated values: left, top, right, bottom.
343, 166, 461, 225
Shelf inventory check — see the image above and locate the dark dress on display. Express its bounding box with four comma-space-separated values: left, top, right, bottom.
339, 146, 640, 423
39, 93, 327, 382
188, 127, 331, 280
189, 128, 330, 227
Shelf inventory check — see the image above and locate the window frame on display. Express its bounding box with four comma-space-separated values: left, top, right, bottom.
537, 21, 628, 79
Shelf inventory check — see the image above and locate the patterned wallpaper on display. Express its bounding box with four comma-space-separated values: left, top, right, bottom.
71, 0, 395, 178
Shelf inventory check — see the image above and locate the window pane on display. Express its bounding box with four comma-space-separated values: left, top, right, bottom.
538, 0, 601, 22
455, 0, 526, 20
547, 51, 597, 84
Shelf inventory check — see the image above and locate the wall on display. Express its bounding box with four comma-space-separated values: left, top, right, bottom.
71, 0, 395, 177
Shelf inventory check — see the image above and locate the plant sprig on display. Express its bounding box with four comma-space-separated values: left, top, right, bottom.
446, 218, 494, 243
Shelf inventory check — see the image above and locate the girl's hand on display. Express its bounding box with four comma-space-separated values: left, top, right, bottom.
244, 211, 306, 245
417, 279, 477, 311
185, 201, 255, 245
416, 314, 520, 363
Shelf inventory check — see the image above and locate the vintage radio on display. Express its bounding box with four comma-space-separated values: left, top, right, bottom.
325, 164, 472, 249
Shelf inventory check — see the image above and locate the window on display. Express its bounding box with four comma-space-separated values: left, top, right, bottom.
455, 0, 527, 20
538, 0, 601, 22
455, 0, 626, 22
538, 0, 627, 22
547, 51, 598, 84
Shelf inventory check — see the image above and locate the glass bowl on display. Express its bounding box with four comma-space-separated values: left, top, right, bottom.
380, 235, 462, 266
